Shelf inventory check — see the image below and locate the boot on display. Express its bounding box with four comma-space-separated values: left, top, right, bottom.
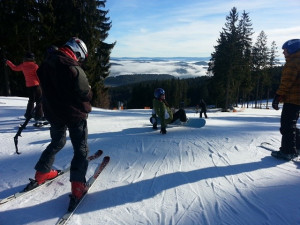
35, 169, 59, 184
68, 182, 88, 212
271, 150, 297, 161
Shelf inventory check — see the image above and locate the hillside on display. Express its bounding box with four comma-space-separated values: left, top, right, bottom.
104, 74, 175, 87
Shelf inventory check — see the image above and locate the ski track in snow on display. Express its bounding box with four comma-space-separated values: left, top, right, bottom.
1, 97, 300, 225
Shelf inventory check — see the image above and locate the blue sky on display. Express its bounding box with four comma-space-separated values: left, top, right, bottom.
105, 0, 300, 57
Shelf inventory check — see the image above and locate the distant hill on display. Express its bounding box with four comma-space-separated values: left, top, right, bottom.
104, 74, 175, 87
194, 61, 208, 66
111, 57, 210, 62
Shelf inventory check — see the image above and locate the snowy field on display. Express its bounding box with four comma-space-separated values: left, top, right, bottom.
0, 96, 300, 225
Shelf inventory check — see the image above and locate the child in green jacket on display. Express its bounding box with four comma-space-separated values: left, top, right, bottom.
151, 88, 187, 134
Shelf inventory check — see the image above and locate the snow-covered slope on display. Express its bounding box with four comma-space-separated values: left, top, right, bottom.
0, 96, 299, 225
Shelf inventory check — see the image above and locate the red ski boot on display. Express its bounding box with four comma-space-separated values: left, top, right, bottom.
68, 181, 88, 212
35, 169, 59, 184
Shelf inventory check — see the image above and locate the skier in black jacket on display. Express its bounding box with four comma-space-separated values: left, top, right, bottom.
25, 37, 92, 212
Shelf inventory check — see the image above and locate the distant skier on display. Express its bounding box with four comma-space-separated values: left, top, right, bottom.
271, 39, 300, 160
24, 37, 92, 212
151, 88, 187, 134
5, 52, 44, 121
199, 99, 208, 118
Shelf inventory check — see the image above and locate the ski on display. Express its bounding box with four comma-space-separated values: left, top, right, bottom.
258, 142, 277, 152
56, 156, 110, 225
0, 150, 103, 205
19, 121, 50, 128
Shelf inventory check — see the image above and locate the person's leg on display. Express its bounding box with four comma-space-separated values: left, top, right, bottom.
280, 103, 299, 154
171, 109, 187, 123
68, 119, 89, 208
35, 123, 67, 172
33, 85, 44, 120
33, 123, 67, 184
68, 119, 89, 183
24, 87, 35, 118
296, 128, 300, 153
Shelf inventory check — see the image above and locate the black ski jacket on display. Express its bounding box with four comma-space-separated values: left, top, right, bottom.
37, 50, 92, 125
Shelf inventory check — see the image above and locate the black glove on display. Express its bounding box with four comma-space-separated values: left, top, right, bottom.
272, 94, 281, 110
160, 127, 167, 134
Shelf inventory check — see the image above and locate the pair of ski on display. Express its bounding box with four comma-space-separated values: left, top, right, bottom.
0, 150, 110, 225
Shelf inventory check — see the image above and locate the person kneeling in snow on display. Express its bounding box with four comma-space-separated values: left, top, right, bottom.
151, 88, 187, 134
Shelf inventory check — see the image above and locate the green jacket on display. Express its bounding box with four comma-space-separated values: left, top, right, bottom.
276, 51, 300, 106
152, 98, 173, 128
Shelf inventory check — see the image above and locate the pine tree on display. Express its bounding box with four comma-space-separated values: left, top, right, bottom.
209, 7, 244, 110
265, 41, 279, 108
237, 10, 254, 108
252, 31, 269, 108
43, 0, 115, 108
82, 0, 116, 108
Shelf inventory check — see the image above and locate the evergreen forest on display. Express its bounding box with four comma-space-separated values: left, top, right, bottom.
0, 0, 115, 108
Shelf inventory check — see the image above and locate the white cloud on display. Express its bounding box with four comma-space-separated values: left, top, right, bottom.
106, 0, 300, 57
110, 59, 209, 77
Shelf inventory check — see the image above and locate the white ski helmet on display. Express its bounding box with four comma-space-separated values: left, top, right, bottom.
65, 37, 88, 61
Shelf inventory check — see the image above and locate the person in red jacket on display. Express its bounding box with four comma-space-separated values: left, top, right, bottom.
5, 52, 44, 120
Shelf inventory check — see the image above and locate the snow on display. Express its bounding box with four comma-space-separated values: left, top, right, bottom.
0, 96, 300, 225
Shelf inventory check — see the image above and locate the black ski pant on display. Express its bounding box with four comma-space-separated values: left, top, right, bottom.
24, 85, 43, 120
200, 109, 208, 118
171, 109, 187, 123
280, 103, 300, 154
35, 119, 89, 182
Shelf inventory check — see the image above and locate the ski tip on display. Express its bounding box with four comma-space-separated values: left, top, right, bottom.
104, 156, 110, 161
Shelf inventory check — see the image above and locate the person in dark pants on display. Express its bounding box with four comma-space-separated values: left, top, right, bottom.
199, 99, 208, 118
5, 53, 44, 120
151, 88, 187, 134
271, 39, 300, 161
25, 37, 92, 212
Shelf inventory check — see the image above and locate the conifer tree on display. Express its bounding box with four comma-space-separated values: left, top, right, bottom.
265, 41, 279, 108
209, 7, 244, 110
252, 31, 269, 108
237, 11, 253, 107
